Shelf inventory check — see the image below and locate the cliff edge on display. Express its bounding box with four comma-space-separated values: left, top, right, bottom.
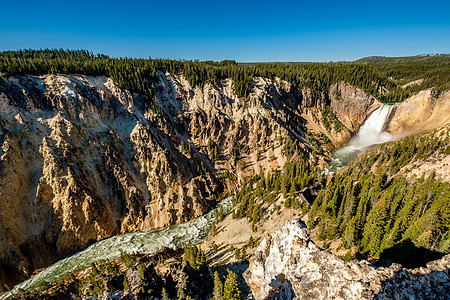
244, 219, 450, 300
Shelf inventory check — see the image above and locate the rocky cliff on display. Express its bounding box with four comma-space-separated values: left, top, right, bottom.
0, 73, 376, 288
329, 82, 380, 133
301, 82, 380, 147
244, 219, 449, 300
386, 89, 450, 134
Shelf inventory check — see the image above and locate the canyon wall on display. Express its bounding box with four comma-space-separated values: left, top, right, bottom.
386, 89, 450, 134
0, 73, 376, 287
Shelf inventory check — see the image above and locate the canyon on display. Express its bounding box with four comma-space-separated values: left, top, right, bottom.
0, 67, 448, 298
0, 73, 380, 288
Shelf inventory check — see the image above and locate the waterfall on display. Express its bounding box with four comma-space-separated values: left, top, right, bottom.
350, 104, 394, 150
325, 103, 393, 174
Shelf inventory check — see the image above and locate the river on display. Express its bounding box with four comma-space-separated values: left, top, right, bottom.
2, 196, 234, 298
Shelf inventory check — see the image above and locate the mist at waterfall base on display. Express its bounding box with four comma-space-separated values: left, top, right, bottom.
325, 104, 394, 174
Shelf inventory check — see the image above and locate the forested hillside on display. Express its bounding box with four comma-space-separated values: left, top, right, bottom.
308, 125, 450, 261
1, 49, 449, 102
357, 54, 450, 98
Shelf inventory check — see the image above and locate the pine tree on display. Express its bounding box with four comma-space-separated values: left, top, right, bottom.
213, 271, 223, 300
189, 247, 198, 269
201, 249, 207, 265
161, 287, 171, 300
235, 248, 241, 260
223, 270, 242, 300
219, 205, 224, 222
177, 287, 185, 300
212, 222, 217, 235
196, 247, 206, 266
184, 243, 190, 261
184, 244, 198, 269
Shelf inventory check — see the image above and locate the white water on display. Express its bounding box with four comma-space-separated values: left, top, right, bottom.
325, 104, 394, 174
2, 196, 234, 299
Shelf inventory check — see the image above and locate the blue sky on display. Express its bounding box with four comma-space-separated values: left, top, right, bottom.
1, 0, 449, 61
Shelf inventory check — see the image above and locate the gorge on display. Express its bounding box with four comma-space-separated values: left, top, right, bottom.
0, 50, 448, 299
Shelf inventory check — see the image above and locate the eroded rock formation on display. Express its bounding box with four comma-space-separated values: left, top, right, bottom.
0, 73, 376, 288
330, 82, 380, 133
386, 89, 450, 134
243, 219, 449, 300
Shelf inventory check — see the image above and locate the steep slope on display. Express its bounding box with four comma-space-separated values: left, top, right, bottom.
244, 219, 450, 300
4, 220, 449, 300
308, 125, 450, 259
386, 89, 450, 134
302, 82, 380, 147
329, 82, 380, 133
0, 74, 223, 286
0, 73, 376, 288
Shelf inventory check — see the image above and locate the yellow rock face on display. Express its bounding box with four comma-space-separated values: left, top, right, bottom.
0, 73, 386, 288
386, 90, 450, 134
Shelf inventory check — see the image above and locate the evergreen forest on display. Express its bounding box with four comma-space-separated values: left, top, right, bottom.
308, 126, 450, 259
1, 49, 449, 102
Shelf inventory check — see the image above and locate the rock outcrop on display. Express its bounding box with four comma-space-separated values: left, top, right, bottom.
244, 219, 450, 300
301, 82, 379, 147
0, 73, 376, 288
386, 89, 450, 134
329, 82, 380, 133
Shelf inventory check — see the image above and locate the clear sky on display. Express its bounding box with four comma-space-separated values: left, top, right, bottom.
1, 0, 449, 62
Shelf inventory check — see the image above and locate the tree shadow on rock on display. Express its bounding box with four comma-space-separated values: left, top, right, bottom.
376, 266, 450, 299
268, 274, 296, 300
375, 239, 445, 269
218, 261, 251, 298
